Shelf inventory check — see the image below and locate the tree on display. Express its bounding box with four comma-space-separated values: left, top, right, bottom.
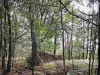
97, 0, 100, 75
0, 15, 2, 57
29, 3, 37, 75
2, 0, 7, 75
60, 2, 66, 75
4, 0, 12, 73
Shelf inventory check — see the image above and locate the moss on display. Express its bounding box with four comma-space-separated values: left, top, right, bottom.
42, 63, 53, 69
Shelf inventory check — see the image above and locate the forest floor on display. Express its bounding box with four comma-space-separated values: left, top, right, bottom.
0, 59, 98, 75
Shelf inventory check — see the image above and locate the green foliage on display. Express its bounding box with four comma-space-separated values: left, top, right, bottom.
65, 13, 72, 23
73, 41, 82, 47
43, 64, 52, 69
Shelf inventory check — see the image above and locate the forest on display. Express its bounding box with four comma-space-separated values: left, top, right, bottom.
0, 0, 100, 75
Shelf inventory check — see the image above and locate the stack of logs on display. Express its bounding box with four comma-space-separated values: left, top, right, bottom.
26, 51, 63, 69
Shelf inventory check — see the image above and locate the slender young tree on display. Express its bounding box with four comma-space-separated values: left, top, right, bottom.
82, 20, 85, 60
70, 7, 74, 59
86, 21, 89, 59
60, 2, 66, 75
88, 24, 93, 75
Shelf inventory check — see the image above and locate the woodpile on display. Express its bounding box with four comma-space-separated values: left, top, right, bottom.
26, 51, 63, 69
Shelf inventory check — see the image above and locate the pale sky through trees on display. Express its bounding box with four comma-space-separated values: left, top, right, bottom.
71, 0, 98, 14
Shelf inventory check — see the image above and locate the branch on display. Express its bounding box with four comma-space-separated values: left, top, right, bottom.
59, 0, 98, 27
15, 31, 28, 40
77, 9, 97, 16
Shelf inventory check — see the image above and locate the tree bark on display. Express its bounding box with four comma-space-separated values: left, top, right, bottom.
29, 3, 37, 75
54, 24, 57, 56
60, 2, 66, 75
6, 0, 12, 73
97, 0, 100, 75
0, 19, 2, 57
2, 1, 7, 75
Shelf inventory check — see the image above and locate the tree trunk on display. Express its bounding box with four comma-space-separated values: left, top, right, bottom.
6, 0, 12, 73
29, 3, 37, 75
0, 19, 2, 57
2, 1, 7, 75
60, 2, 66, 75
97, 0, 100, 75
86, 22, 89, 59
54, 24, 57, 56
70, 7, 74, 59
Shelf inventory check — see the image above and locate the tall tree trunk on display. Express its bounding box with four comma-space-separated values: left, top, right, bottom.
12, 25, 17, 67
0, 19, 2, 57
86, 22, 89, 59
88, 24, 93, 75
60, 2, 66, 75
70, 7, 74, 59
12, 14, 18, 67
6, 0, 12, 73
2, 1, 7, 75
97, 0, 100, 75
82, 21, 85, 60
29, 3, 37, 75
91, 25, 96, 75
